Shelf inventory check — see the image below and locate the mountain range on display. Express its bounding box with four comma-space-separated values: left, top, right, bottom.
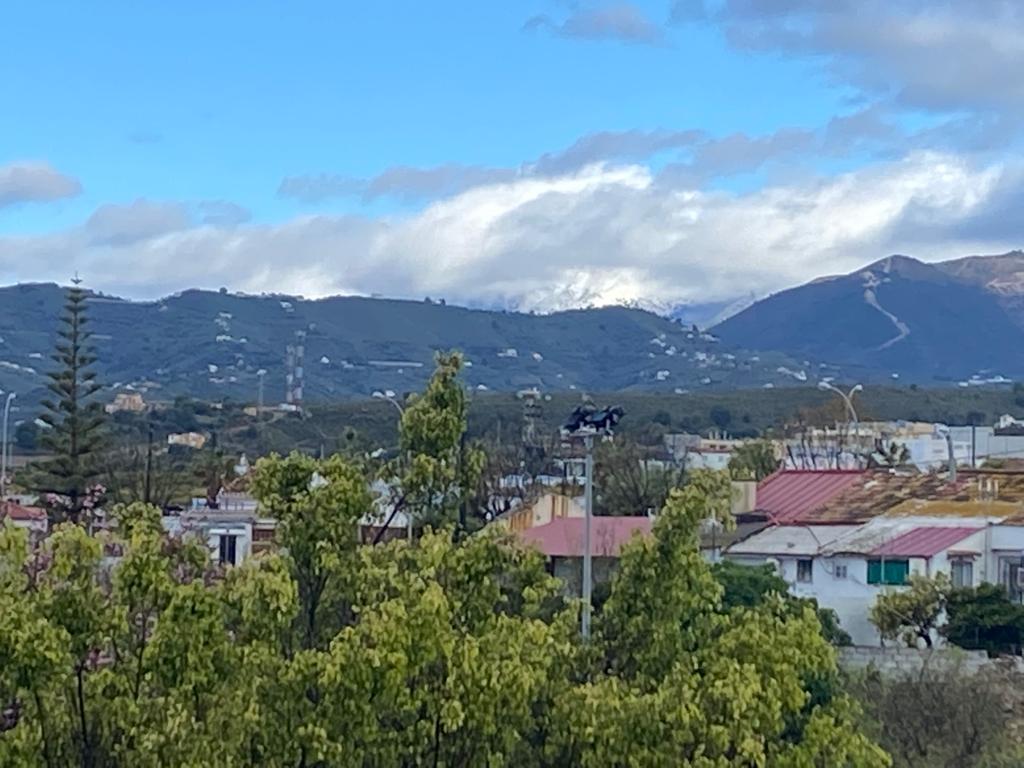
714, 251, 1024, 383
1, 251, 1022, 410
0, 283, 796, 409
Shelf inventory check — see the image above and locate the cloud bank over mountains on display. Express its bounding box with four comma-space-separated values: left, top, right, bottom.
2, 1, 1023, 313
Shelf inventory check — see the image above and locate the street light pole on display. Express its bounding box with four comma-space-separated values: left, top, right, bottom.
818, 382, 862, 465
1, 392, 16, 500
582, 433, 594, 641
373, 392, 410, 541
561, 403, 623, 641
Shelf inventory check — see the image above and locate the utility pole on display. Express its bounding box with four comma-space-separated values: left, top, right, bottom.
582, 433, 594, 640
1, 392, 16, 500
562, 403, 623, 641
143, 421, 154, 505
971, 424, 977, 469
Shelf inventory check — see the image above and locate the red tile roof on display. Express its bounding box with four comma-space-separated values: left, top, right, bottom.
756, 471, 866, 524
518, 516, 652, 558
0, 501, 46, 521
870, 526, 981, 558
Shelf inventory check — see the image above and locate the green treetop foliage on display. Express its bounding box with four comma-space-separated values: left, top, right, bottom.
568, 467, 885, 766
251, 452, 372, 651
0, 357, 887, 766
870, 573, 950, 648
942, 583, 1024, 656
29, 281, 107, 526
712, 559, 852, 646
727, 439, 781, 481
382, 351, 484, 534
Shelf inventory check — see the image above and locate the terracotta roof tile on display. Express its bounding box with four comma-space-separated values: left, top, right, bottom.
0, 502, 46, 521
518, 517, 652, 558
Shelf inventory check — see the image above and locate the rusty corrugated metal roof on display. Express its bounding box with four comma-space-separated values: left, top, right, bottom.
810, 470, 1024, 524
755, 471, 866, 523
870, 526, 981, 558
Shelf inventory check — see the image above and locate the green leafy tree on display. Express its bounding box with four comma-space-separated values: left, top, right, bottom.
713, 559, 788, 610
550, 468, 887, 766
251, 452, 372, 650
870, 573, 950, 648
0, 507, 274, 766
943, 583, 1024, 656
29, 280, 106, 526
712, 560, 852, 646
709, 404, 732, 432
727, 439, 780, 480
303, 529, 576, 766
380, 351, 484, 535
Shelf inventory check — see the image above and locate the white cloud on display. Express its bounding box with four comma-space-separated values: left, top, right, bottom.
0, 153, 1015, 311
0, 162, 81, 208
86, 199, 191, 246
524, 4, 666, 46
699, 1, 1024, 117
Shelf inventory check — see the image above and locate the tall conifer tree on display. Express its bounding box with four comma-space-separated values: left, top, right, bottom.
30, 278, 106, 525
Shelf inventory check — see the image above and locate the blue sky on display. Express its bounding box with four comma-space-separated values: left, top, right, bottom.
1, 1, 1023, 310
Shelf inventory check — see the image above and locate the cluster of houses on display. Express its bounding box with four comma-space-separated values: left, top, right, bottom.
505, 469, 1024, 646
11, 440, 1024, 648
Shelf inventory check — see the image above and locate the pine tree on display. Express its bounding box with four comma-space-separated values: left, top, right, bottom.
30, 278, 106, 526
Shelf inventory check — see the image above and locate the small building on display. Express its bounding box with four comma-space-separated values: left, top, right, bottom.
168, 432, 207, 450
494, 492, 585, 533
0, 501, 47, 544
518, 516, 653, 595
106, 392, 147, 414
164, 505, 275, 567
664, 431, 749, 471
722, 468, 1024, 645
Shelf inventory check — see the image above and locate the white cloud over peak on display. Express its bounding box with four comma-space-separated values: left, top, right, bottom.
0, 152, 1016, 312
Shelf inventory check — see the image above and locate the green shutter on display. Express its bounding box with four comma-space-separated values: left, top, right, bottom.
868, 559, 909, 585
867, 560, 882, 584
885, 560, 909, 585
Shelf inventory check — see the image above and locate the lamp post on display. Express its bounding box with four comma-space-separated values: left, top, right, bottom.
562, 404, 623, 640
373, 390, 405, 419
1, 392, 16, 500
582, 432, 594, 639
818, 381, 862, 465
373, 391, 411, 541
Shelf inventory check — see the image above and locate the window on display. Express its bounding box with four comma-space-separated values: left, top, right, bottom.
218, 534, 238, 566
999, 556, 1024, 603
867, 559, 909, 585
951, 559, 974, 588
834, 564, 848, 579
797, 558, 813, 583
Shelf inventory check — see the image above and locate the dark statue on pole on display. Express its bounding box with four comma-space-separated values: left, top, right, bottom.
562, 404, 625, 436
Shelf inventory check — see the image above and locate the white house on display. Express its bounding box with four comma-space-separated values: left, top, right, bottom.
725, 518, 991, 645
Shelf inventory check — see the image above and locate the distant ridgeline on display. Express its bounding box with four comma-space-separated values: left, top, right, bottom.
3, 255, 1024, 412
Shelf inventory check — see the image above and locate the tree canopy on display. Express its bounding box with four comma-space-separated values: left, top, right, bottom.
870, 573, 950, 648
1, 353, 887, 766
